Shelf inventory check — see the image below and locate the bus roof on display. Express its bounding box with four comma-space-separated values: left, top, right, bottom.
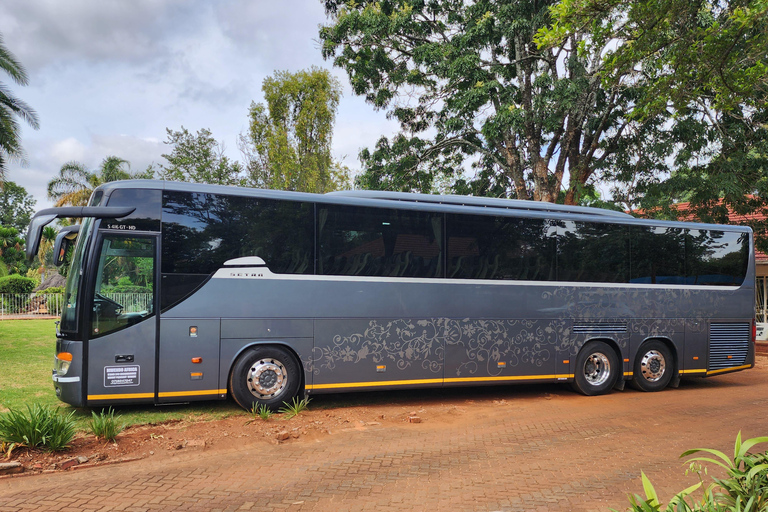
327, 190, 634, 219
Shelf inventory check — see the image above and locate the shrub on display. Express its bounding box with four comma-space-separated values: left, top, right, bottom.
89, 408, 124, 441
618, 432, 768, 512
0, 275, 37, 294
0, 404, 77, 453
39, 286, 64, 294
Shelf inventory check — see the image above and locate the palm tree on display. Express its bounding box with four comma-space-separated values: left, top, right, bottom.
0, 34, 40, 184
47, 156, 134, 207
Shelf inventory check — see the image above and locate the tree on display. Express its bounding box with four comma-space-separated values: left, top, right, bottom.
0, 225, 27, 275
0, 34, 39, 184
0, 180, 35, 232
160, 127, 243, 186
539, 0, 768, 247
320, 0, 663, 203
47, 156, 138, 207
241, 67, 351, 193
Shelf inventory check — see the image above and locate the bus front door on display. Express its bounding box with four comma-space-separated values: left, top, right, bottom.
85, 234, 158, 406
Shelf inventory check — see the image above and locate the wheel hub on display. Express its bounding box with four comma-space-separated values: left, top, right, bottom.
583, 353, 611, 386
640, 350, 666, 382
247, 358, 287, 398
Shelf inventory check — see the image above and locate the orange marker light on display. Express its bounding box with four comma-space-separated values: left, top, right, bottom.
191, 357, 203, 364
562, 360, 570, 364
728, 355, 733, 359
624, 359, 629, 363
693, 356, 699, 360
57, 352, 73, 362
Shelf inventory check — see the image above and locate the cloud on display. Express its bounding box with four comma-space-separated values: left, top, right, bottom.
0, 0, 193, 73
7, 134, 165, 210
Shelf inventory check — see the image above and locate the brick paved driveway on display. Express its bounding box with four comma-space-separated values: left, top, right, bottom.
2, 362, 767, 512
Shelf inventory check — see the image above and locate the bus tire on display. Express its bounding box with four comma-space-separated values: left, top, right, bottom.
631, 341, 673, 392
229, 345, 301, 411
571, 341, 619, 396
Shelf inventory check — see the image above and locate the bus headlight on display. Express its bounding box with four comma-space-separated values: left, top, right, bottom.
56, 352, 73, 376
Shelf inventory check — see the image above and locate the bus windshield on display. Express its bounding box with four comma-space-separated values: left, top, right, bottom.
60, 218, 93, 333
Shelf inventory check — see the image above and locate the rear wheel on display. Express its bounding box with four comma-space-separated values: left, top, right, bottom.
571, 341, 619, 396
631, 341, 673, 392
229, 345, 301, 411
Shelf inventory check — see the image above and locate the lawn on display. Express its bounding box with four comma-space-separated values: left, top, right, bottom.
0, 319, 244, 428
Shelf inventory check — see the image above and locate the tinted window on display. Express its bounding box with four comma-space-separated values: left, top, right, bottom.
557, 221, 629, 283
104, 188, 162, 232
630, 226, 686, 284
446, 214, 556, 280
687, 229, 749, 286
161, 192, 314, 309
318, 205, 443, 278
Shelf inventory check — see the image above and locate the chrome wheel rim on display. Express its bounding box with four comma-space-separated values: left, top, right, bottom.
583, 352, 611, 386
247, 358, 287, 399
639, 350, 666, 382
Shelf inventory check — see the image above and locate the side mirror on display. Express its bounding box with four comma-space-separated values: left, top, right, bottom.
53, 225, 80, 267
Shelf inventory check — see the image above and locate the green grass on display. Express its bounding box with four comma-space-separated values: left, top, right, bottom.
0, 319, 243, 430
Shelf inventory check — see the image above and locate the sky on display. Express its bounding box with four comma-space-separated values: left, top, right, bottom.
0, 0, 398, 210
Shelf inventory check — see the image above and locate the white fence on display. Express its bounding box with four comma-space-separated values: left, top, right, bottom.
0, 293, 151, 319
0, 293, 64, 318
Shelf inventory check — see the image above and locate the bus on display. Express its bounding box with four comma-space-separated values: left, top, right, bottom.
25, 180, 755, 410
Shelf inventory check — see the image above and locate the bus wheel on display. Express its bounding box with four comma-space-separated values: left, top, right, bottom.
572, 341, 619, 396
631, 341, 673, 392
229, 345, 301, 411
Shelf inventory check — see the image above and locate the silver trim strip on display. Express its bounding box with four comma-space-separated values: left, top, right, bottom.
211, 266, 742, 291
52, 376, 80, 383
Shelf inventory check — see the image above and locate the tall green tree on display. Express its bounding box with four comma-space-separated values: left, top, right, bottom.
0, 180, 35, 232
160, 127, 243, 186
241, 67, 351, 193
47, 156, 139, 207
0, 225, 27, 275
539, 0, 768, 246
320, 0, 659, 203
0, 34, 39, 185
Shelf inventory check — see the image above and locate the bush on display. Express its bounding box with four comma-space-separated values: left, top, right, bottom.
89, 408, 124, 441
0, 275, 37, 294
38, 286, 64, 294
0, 404, 77, 453
618, 432, 768, 512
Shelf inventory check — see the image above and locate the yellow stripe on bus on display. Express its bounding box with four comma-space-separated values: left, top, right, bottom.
88, 392, 154, 400
88, 389, 227, 401
679, 369, 707, 374
307, 374, 573, 391
307, 378, 443, 390
444, 375, 573, 384
158, 389, 227, 398
706, 364, 752, 376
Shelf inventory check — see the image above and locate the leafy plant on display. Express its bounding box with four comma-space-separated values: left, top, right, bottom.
0, 404, 76, 452
88, 408, 124, 442
617, 432, 768, 511
250, 403, 273, 421
278, 397, 311, 419
39, 286, 64, 294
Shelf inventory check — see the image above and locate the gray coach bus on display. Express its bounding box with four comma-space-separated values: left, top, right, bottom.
26, 180, 755, 410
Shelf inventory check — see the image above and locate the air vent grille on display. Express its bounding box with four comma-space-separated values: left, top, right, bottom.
709, 322, 750, 371
573, 322, 628, 334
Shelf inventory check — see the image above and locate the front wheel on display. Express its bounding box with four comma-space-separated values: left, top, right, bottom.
229, 345, 301, 411
631, 341, 673, 392
571, 341, 619, 396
